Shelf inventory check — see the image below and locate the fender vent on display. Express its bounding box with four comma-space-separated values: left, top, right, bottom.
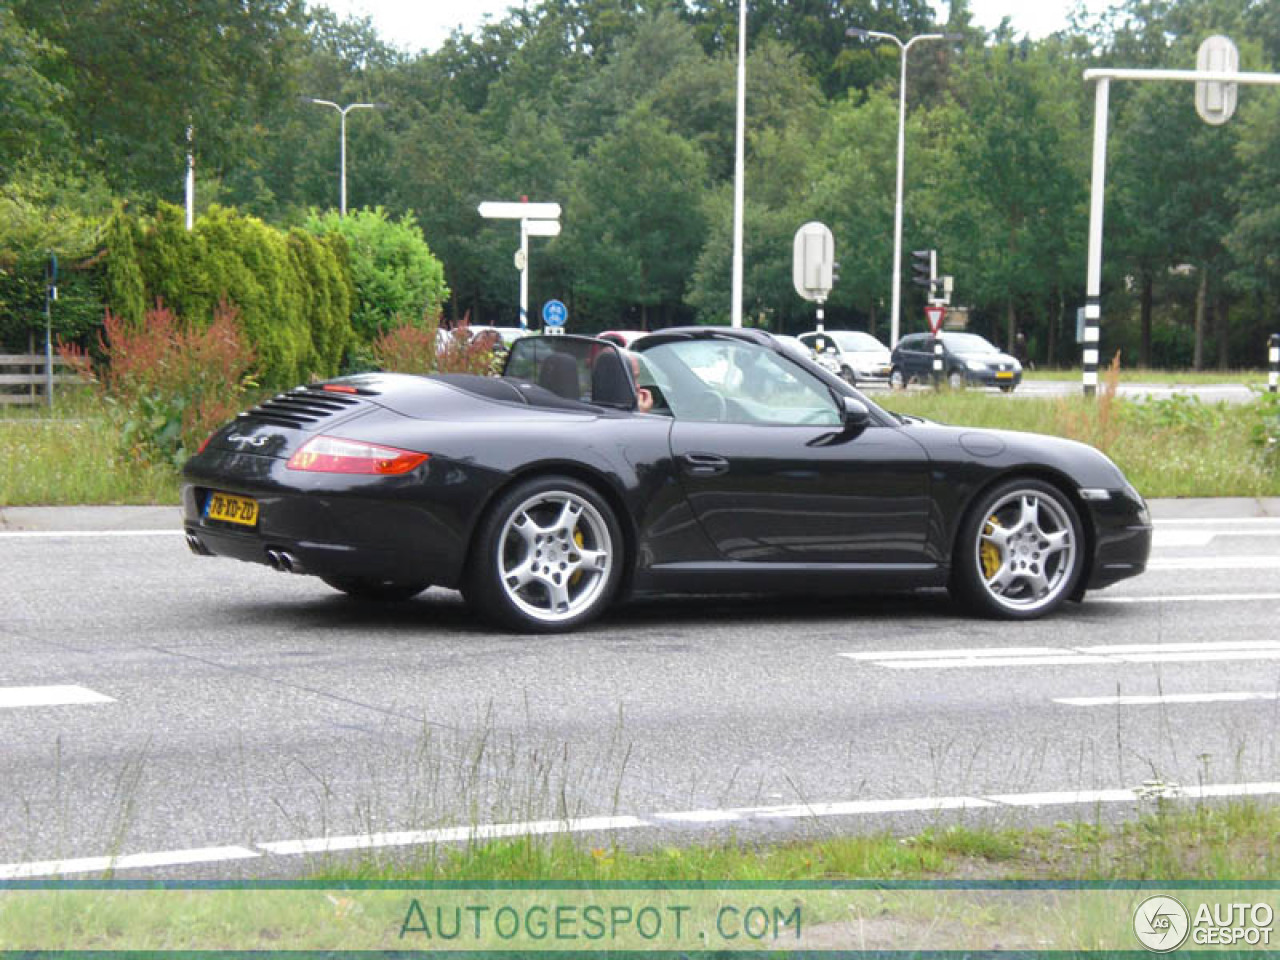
241, 388, 364, 429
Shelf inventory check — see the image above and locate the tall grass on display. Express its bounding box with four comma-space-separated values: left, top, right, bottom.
878, 365, 1279, 498
0, 394, 178, 506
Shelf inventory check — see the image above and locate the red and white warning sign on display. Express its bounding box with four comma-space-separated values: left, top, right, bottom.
925, 304, 947, 334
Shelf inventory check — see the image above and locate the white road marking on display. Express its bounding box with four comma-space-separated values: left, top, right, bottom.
1055, 691, 1280, 707
1152, 530, 1279, 547
0, 846, 259, 880
8, 782, 1280, 878
843, 639, 1280, 670
0, 685, 115, 709
257, 815, 647, 856
655, 796, 990, 823
1094, 593, 1280, 604
1156, 517, 1280, 527
0, 530, 180, 539
1147, 556, 1280, 570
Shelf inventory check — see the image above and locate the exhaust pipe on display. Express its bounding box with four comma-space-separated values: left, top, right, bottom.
264, 548, 304, 574
186, 533, 212, 556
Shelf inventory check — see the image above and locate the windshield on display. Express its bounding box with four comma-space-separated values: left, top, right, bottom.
942, 333, 1000, 355
832, 331, 885, 352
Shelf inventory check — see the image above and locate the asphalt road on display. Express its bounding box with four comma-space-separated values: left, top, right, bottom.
2, 500, 1280, 879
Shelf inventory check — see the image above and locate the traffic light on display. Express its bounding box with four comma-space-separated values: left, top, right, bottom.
911, 249, 935, 289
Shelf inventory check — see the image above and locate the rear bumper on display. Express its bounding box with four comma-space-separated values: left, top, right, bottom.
181, 451, 505, 589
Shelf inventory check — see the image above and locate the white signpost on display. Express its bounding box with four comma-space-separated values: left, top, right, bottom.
1080, 40, 1279, 395
478, 201, 562, 329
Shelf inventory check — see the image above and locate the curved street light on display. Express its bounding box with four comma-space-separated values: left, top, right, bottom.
303, 98, 387, 216
846, 28, 960, 347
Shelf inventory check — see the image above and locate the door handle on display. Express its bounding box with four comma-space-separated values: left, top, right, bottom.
681, 453, 730, 476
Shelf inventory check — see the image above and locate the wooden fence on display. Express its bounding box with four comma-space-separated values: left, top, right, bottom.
0, 354, 86, 406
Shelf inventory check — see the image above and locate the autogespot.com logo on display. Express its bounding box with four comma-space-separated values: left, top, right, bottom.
1134, 895, 1191, 952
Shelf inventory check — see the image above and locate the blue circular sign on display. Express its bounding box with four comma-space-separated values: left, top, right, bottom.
542, 299, 567, 327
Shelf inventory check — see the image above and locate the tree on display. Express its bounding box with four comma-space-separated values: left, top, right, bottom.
562, 104, 708, 327
12, 0, 307, 198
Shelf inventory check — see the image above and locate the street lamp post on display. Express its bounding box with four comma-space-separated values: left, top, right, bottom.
846, 28, 959, 348
304, 98, 385, 215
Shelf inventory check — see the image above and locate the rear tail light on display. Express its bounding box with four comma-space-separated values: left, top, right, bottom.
287, 436, 429, 475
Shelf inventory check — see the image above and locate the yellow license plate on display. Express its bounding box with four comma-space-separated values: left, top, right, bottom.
995, 371, 1014, 379
206, 492, 259, 527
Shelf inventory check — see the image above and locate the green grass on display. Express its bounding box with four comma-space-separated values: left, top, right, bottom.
877, 388, 1280, 499
0, 395, 179, 506
1023, 366, 1267, 385
3, 383, 1277, 505
309, 800, 1280, 883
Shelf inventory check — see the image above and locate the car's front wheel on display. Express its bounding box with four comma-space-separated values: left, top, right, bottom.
321, 577, 430, 602
889, 367, 905, 390
839, 365, 857, 385
467, 475, 624, 632
947, 369, 966, 390
951, 478, 1085, 619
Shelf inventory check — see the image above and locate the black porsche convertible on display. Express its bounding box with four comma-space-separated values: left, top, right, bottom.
182, 327, 1151, 632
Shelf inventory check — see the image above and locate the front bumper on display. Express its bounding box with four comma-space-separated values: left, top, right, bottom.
1084, 487, 1152, 590
966, 368, 1023, 388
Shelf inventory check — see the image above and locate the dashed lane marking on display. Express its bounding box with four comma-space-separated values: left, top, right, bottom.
0, 685, 115, 709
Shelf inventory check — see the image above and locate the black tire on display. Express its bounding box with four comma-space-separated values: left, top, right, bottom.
467, 475, 624, 633
999, 384, 1016, 394
839, 365, 857, 386
947, 369, 966, 390
889, 367, 906, 390
950, 478, 1085, 620
321, 576, 430, 602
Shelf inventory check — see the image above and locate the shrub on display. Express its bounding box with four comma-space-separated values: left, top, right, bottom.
100, 204, 354, 387
371, 314, 496, 376
60, 301, 255, 467
305, 207, 449, 341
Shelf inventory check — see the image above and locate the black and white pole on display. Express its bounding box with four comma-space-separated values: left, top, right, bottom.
1270, 333, 1279, 394
933, 337, 944, 387
1083, 297, 1100, 396
816, 300, 825, 333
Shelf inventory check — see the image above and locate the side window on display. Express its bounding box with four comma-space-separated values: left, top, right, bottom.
642, 340, 841, 426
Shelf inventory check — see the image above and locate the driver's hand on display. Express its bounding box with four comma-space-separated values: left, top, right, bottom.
636, 387, 654, 413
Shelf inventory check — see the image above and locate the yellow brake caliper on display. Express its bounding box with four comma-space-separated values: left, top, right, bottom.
981, 515, 1002, 580
569, 528, 585, 586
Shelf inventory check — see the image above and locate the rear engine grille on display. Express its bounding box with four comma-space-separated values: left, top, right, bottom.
241, 387, 364, 429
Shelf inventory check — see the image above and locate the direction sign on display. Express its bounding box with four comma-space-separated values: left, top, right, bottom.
925, 304, 947, 334
478, 201, 562, 220
524, 219, 561, 237
542, 299, 567, 327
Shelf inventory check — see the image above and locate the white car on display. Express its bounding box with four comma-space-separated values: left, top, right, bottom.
799, 330, 893, 383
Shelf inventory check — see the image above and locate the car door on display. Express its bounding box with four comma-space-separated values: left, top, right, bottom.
646, 338, 932, 567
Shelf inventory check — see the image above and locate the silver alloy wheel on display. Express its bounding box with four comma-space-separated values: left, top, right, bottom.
974, 488, 1077, 614
889, 368, 905, 389
496, 490, 613, 624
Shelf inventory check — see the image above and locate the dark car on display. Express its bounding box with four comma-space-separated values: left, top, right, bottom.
891, 332, 1023, 392
182, 328, 1149, 632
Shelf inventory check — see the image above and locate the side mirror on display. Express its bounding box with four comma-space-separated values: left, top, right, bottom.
841, 396, 871, 429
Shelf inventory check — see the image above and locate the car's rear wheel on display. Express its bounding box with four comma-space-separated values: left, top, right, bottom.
321, 577, 430, 602
952, 478, 1084, 619
468, 475, 623, 632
